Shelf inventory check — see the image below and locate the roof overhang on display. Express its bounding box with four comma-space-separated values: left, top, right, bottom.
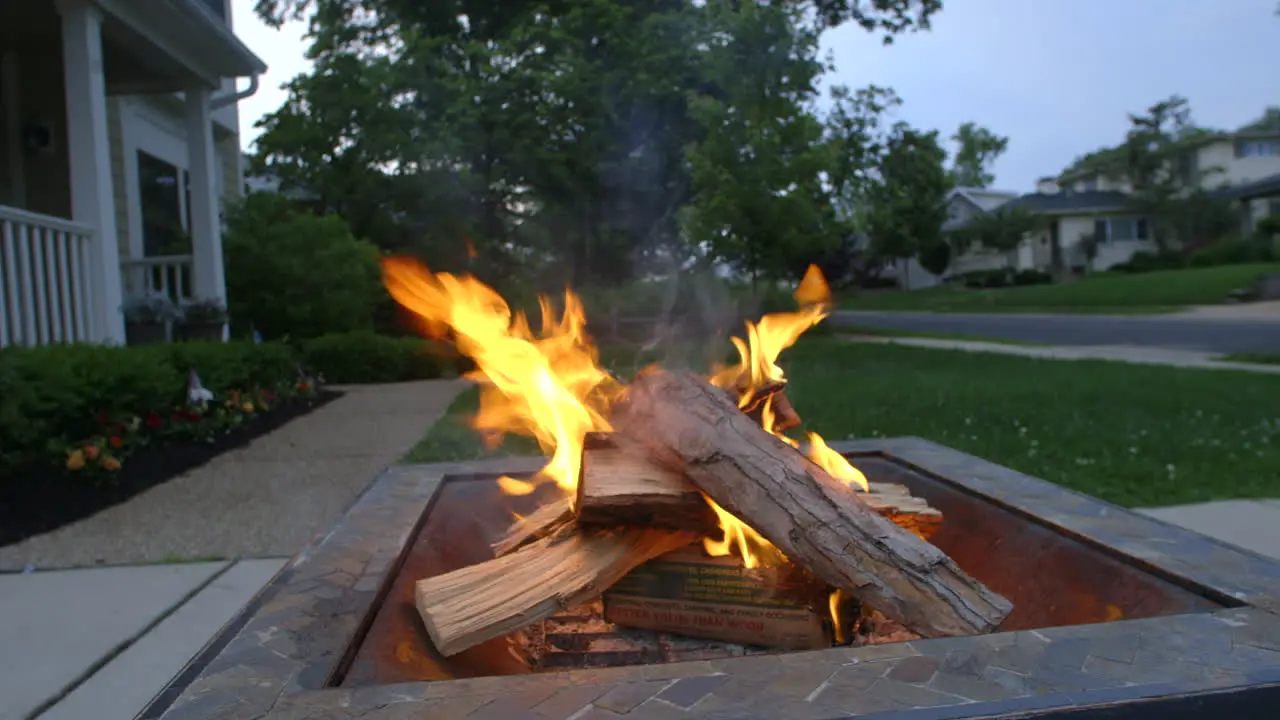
99, 0, 267, 88
1211, 173, 1280, 202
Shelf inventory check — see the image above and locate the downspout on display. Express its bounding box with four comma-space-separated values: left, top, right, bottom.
211, 74, 259, 110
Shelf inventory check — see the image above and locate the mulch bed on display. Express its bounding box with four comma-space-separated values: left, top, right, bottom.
0, 390, 343, 549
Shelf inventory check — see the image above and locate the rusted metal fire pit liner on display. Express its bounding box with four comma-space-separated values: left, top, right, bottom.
141, 439, 1280, 720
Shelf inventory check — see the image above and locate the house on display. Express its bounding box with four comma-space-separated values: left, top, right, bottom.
1210, 172, 1280, 235
0, 0, 266, 348
942, 186, 1019, 275
1002, 183, 1151, 272
943, 127, 1280, 277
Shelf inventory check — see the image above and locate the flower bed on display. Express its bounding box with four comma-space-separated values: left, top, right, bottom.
0, 341, 339, 547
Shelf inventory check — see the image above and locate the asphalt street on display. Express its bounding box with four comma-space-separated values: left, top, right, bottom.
830, 311, 1280, 354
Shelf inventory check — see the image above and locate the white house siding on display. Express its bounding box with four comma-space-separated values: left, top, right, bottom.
117, 95, 230, 258
1196, 139, 1280, 188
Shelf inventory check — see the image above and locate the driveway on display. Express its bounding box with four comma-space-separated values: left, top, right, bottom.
830, 310, 1280, 354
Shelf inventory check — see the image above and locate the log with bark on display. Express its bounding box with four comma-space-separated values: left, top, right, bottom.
575, 433, 716, 532
611, 367, 1013, 638
574, 435, 941, 538
418, 527, 697, 656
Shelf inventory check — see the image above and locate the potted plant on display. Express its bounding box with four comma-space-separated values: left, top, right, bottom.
122, 293, 181, 346
176, 297, 228, 342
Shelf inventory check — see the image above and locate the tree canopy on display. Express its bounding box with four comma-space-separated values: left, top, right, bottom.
247, 0, 954, 290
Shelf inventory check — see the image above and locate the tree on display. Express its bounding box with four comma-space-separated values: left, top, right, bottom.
949, 122, 1008, 188
682, 1, 835, 286
863, 123, 950, 280
248, 0, 949, 291
951, 205, 1044, 270
1120, 95, 1216, 251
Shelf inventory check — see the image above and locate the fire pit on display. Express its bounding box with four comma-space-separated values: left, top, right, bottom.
141, 438, 1280, 719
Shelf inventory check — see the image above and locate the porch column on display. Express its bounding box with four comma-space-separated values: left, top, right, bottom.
184, 86, 227, 319
57, 0, 125, 344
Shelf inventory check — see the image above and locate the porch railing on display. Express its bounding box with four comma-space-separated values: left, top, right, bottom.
121, 255, 195, 304
0, 205, 97, 347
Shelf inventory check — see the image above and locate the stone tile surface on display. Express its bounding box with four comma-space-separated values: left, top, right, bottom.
0, 562, 227, 720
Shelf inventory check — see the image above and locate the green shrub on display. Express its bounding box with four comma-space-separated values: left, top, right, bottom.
223, 193, 385, 341
1187, 236, 1276, 268
0, 341, 302, 473
1124, 251, 1185, 273
300, 332, 446, 384
959, 269, 1011, 289
1012, 269, 1052, 286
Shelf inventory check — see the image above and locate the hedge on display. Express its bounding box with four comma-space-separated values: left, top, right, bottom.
0, 331, 457, 475
299, 332, 454, 384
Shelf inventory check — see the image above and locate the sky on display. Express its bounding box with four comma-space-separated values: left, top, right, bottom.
230, 0, 1279, 193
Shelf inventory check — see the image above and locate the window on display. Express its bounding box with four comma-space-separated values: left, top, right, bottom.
137, 150, 191, 257
1269, 200, 1280, 218
1236, 140, 1280, 158
1094, 217, 1149, 243
1079, 178, 1097, 192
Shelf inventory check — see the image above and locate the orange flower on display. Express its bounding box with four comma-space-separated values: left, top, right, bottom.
66, 449, 86, 471
109, 436, 123, 448
101, 456, 122, 472
84, 445, 100, 461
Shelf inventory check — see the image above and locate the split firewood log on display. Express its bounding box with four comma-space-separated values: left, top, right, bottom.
574, 433, 716, 532
417, 527, 696, 656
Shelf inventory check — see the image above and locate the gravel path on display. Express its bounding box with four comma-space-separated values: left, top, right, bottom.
0, 379, 469, 570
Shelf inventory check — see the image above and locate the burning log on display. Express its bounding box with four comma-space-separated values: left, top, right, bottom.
612, 368, 1013, 638
861, 483, 943, 540
740, 381, 802, 432
417, 527, 697, 656
491, 497, 575, 557
575, 433, 716, 532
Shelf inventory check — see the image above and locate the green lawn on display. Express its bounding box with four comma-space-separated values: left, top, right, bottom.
1221, 352, 1280, 366
407, 337, 1280, 508
837, 263, 1279, 313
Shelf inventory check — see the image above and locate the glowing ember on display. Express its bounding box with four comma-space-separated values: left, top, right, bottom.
382, 257, 619, 497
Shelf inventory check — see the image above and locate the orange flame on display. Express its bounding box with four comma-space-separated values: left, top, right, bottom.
381, 257, 619, 497
710, 264, 831, 400
807, 432, 869, 493
700, 265, 866, 565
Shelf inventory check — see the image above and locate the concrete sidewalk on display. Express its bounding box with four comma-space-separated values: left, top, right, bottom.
1, 558, 286, 720
843, 334, 1280, 373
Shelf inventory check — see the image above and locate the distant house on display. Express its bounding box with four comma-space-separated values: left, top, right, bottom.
1058, 129, 1280, 196
1210, 172, 1280, 235
942, 127, 1280, 277
943, 187, 1019, 275
1002, 184, 1150, 272
243, 155, 319, 202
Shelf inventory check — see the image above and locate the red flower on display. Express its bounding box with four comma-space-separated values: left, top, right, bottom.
96, 412, 109, 426
262, 389, 274, 400
145, 412, 164, 430
109, 436, 123, 448
295, 381, 310, 392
